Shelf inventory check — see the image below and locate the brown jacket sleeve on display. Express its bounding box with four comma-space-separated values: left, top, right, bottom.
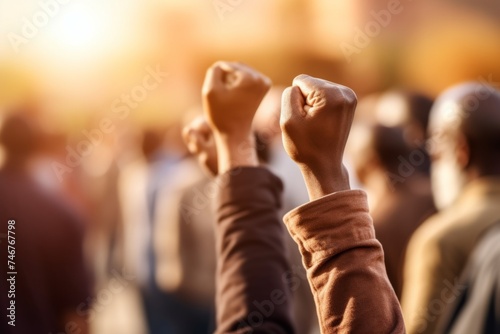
284, 190, 405, 334
215, 167, 295, 334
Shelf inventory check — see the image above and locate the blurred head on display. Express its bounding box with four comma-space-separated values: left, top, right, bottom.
141, 128, 164, 161
376, 91, 433, 142
428, 82, 500, 210
372, 125, 414, 179
376, 90, 434, 175
0, 113, 39, 169
349, 123, 414, 190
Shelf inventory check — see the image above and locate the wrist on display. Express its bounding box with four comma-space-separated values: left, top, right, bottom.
298, 164, 350, 201
213, 127, 252, 142
213, 131, 258, 174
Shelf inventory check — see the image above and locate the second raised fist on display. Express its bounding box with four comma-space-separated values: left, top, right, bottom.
280, 74, 357, 198
202, 61, 271, 137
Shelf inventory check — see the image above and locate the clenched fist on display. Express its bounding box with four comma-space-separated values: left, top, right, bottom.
202, 61, 272, 137
280, 75, 357, 199
201, 61, 271, 174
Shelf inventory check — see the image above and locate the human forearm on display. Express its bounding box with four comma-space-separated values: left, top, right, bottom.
215, 167, 295, 334
213, 131, 258, 174
298, 164, 350, 201
201, 61, 270, 176
284, 190, 405, 334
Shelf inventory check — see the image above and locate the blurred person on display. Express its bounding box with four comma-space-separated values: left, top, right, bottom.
34, 118, 125, 290
119, 124, 214, 334
375, 91, 434, 175
0, 112, 92, 334
154, 122, 217, 333
348, 123, 436, 298
348, 91, 436, 299
187, 61, 404, 333
402, 82, 500, 334
80, 137, 124, 288
375, 91, 434, 146
154, 165, 217, 332
436, 221, 500, 334
33, 130, 93, 222
119, 127, 178, 334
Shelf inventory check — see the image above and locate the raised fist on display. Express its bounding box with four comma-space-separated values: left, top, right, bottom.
202, 61, 272, 137
280, 75, 357, 197
182, 116, 218, 176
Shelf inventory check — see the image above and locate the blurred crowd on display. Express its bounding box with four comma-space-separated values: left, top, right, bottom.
1, 0, 500, 334
0, 86, 318, 334
2, 75, 500, 334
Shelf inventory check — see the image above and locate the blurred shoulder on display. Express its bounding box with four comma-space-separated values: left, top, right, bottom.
407, 209, 460, 254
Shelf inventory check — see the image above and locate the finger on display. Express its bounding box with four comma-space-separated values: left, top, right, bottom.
217, 61, 237, 72
293, 74, 355, 113
293, 74, 332, 112
230, 62, 272, 89
227, 63, 254, 88
281, 86, 306, 126
202, 62, 227, 94
214, 61, 241, 88
293, 74, 350, 94
230, 62, 255, 78
292, 74, 324, 97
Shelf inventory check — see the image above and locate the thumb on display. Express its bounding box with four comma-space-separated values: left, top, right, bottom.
292, 74, 330, 112
292, 74, 323, 97
202, 62, 227, 95
281, 86, 306, 126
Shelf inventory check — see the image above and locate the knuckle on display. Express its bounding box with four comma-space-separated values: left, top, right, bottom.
212, 61, 225, 69
342, 87, 358, 107
323, 85, 357, 110
279, 118, 293, 132
279, 117, 288, 128
260, 75, 272, 87
202, 86, 218, 99
308, 90, 327, 108
201, 88, 212, 98
201, 88, 210, 98
293, 74, 309, 83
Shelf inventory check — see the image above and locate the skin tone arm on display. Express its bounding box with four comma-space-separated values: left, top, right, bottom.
280, 75, 356, 200
201, 61, 272, 172
185, 69, 404, 334
280, 75, 405, 333
184, 62, 295, 334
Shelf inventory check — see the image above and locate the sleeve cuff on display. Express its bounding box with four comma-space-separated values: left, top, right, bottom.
283, 190, 376, 268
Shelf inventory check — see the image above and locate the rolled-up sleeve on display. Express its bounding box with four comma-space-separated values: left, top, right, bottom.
284, 190, 405, 334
